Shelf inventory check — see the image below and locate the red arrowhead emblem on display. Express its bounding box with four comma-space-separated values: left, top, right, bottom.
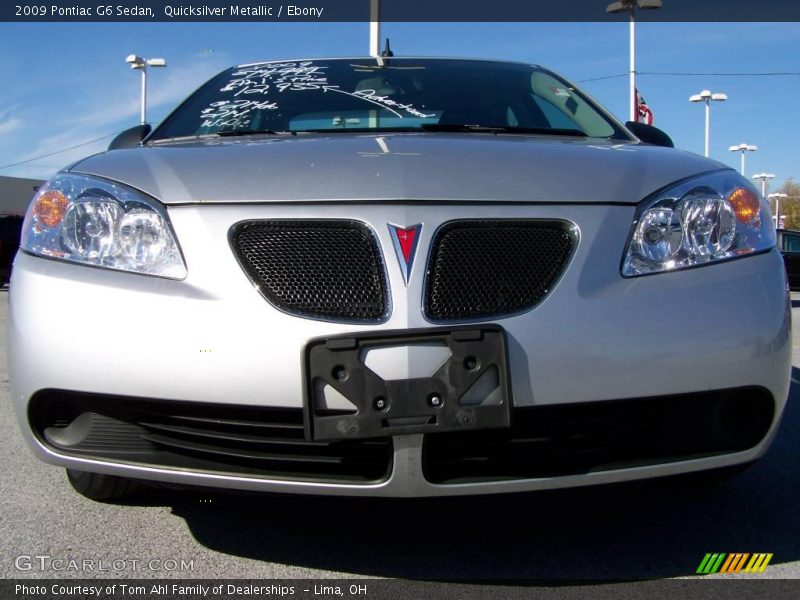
388, 224, 422, 285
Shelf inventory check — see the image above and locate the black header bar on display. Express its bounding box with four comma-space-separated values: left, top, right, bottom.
4, 579, 800, 600
4, 0, 800, 23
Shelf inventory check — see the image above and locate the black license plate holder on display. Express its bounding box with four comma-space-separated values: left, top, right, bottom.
304, 326, 511, 441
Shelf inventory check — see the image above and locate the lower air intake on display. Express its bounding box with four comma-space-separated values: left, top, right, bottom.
422, 387, 774, 484
30, 391, 392, 484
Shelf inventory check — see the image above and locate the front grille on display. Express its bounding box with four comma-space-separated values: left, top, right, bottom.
30, 391, 392, 484
423, 388, 774, 484
231, 220, 388, 322
425, 220, 576, 321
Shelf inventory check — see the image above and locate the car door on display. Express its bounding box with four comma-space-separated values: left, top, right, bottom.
779, 231, 800, 290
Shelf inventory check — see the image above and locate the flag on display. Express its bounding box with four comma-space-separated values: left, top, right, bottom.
635, 88, 654, 125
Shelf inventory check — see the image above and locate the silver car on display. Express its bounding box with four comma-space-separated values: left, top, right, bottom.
9, 57, 790, 500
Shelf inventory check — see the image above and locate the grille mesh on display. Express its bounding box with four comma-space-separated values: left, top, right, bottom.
232, 221, 388, 322
425, 220, 575, 321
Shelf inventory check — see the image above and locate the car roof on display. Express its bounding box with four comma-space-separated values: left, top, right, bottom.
235, 56, 542, 69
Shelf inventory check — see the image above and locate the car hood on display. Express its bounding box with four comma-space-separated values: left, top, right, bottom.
69, 133, 726, 205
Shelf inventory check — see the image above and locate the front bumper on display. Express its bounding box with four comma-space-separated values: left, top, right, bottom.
8, 203, 792, 496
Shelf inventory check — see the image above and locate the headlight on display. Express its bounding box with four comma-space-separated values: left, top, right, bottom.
21, 173, 186, 279
622, 170, 775, 277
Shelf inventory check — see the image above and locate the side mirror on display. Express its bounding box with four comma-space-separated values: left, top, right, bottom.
108, 124, 152, 150
625, 121, 674, 148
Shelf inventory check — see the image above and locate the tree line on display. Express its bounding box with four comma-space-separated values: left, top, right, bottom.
771, 178, 800, 230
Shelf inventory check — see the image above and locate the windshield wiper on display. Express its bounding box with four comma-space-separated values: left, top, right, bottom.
419, 124, 587, 137
215, 129, 297, 137
296, 127, 421, 134
221, 125, 589, 137
148, 129, 298, 144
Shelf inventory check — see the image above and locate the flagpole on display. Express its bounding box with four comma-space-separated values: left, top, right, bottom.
608, 1, 664, 122
369, 0, 380, 57
630, 7, 636, 122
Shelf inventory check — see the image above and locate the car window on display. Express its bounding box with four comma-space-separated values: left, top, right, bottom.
782, 233, 800, 252
150, 59, 628, 141
529, 71, 616, 136
530, 95, 580, 130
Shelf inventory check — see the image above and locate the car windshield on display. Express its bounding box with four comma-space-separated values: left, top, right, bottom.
149, 58, 629, 141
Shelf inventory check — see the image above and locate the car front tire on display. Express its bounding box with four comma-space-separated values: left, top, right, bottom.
66, 469, 142, 502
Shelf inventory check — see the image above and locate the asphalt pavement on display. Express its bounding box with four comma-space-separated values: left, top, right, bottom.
1, 289, 798, 582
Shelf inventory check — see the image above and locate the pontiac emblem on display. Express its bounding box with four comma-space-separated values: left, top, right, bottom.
388, 224, 422, 285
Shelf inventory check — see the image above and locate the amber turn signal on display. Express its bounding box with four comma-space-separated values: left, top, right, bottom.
727, 188, 761, 225
33, 190, 69, 228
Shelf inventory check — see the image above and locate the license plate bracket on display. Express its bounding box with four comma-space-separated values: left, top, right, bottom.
304, 326, 511, 441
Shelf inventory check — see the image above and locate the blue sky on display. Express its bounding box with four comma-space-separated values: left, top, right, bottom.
0, 21, 797, 193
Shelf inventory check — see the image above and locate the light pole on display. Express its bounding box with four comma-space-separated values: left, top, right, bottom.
606, 0, 662, 122
752, 172, 775, 198
689, 90, 727, 157
728, 143, 757, 176
125, 54, 167, 125
768, 192, 787, 229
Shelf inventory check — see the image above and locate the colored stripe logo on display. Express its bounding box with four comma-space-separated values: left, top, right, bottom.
696, 553, 773, 574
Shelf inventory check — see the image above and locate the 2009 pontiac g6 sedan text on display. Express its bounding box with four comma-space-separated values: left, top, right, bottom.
9, 58, 791, 500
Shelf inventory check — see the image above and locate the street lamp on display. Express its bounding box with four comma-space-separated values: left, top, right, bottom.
728, 143, 757, 176
752, 172, 775, 198
689, 90, 727, 157
125, 54, 167, 125
606, 0, 663, 122
768, 192, 788, 229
